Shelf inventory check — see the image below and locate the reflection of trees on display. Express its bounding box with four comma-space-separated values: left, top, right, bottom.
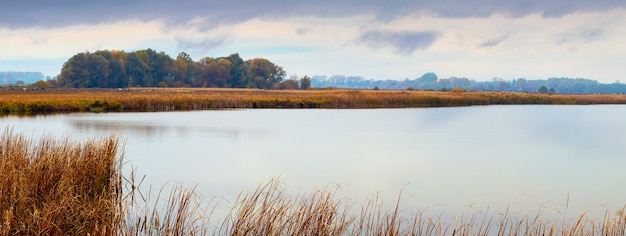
68, 119, 267, 141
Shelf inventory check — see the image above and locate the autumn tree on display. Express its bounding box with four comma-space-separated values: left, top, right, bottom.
279, 79, 299, 90
57, 49, 286, 89
246, 58, 285, 89
173, 52, 193, 87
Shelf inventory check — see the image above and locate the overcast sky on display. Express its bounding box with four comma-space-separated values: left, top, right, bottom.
1, 1, 625, 82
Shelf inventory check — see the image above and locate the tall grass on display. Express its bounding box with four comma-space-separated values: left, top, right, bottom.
1, 128, 625, 235
0, 128, 122, 235
2, 88, 626, 114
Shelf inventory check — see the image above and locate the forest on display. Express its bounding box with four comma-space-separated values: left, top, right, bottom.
5, 48, 625, 94
311, 73, 626, 94
54, 49, 311, 90
0, 72, 47, 85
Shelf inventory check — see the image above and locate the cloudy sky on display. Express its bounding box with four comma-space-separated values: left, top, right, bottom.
1, 1, 625, 83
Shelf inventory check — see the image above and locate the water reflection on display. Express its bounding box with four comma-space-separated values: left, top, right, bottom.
68, 118, 267, 141
1, 106, 625, 222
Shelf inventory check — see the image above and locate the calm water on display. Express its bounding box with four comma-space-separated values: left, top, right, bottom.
2, 106, 625, 220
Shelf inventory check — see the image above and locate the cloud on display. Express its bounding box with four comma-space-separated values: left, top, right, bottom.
2, 0, 625, 28
357, 30, 440, 55
556, 27, 606, 44
578, 28, 605, 42
479, 33, 511, 48
175, 36, 229, 55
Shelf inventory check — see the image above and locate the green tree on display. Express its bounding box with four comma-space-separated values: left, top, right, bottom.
147, 50, 174, 86
58, 52, 110, 88
538, 85, 548, 93
99, 50, 128, 88
225, 53, 248, 88
88, 54, 110, 88
58, 52, 91, 87
124, 52, 146, 87
300, 75, 311, 90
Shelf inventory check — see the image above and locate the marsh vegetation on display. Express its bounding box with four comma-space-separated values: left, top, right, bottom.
2, 88, 626, 114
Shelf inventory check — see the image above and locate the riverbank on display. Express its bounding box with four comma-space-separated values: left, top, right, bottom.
2, 88, 626, 114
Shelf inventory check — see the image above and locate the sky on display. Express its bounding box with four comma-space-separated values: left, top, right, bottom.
1, 1, 625, 83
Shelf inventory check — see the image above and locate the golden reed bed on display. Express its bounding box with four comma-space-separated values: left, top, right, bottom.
1, 128, 625, 235
2, 88, 626, 114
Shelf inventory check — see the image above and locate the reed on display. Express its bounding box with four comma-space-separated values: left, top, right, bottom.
2, 88, 626, 114
214, 178, 626, 235
1, 128, 625, 235
0, 128, 123, 235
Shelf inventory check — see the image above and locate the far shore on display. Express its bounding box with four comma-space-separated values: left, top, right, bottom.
2, 87, 626, 114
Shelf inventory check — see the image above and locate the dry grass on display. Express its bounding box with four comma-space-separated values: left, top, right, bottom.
0, 128, 122, 235
215, 178, 626, 236
2, 88, 626, 114
1, 128, 625, 235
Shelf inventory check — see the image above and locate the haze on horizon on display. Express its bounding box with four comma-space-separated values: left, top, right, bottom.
1, 1, 625, 83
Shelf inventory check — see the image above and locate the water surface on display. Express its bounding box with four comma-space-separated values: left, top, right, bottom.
2, 106, 625, 220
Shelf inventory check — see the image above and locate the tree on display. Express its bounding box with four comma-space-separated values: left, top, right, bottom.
57, 49, 288, 89
57, 52, 110, 88
300, 75, 311, 90
173, 52, 193, 86
148, 50, 174, 86
99, 50, 128, 87
279, 79, 299, 90
126, 52, 153, 87
198, 57, 232, 87
58, 52, 91, 87
225, 53, 248, 88
247, 58, 276, 89
538, 86, 548, 93
418, 72, 438, 83
88, 54, 110, 88
29, 80, 52, 87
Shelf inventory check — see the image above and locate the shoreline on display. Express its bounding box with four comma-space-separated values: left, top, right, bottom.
1, 87, 626, 114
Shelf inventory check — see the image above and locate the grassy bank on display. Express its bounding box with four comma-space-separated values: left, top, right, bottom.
2, 88, 626, 114
1, 130, 625, 235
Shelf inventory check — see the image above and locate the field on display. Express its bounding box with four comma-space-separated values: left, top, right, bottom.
1, 129, 625, 235
2, 87, 626, 114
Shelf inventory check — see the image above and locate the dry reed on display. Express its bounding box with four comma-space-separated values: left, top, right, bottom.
0, 128, 122, 235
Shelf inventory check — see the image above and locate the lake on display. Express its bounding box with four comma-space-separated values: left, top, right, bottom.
2, 105, 625, 223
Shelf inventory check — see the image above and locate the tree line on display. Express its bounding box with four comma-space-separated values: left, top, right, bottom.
311, 73, 626, 94
55, 49, 311, 89
0, 72, 47, 85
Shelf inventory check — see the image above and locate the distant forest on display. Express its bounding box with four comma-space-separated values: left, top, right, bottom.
53, 49, 310, 90
0, 72, 47, 85
3, 49, 625, 94
311, 73, 626, 94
